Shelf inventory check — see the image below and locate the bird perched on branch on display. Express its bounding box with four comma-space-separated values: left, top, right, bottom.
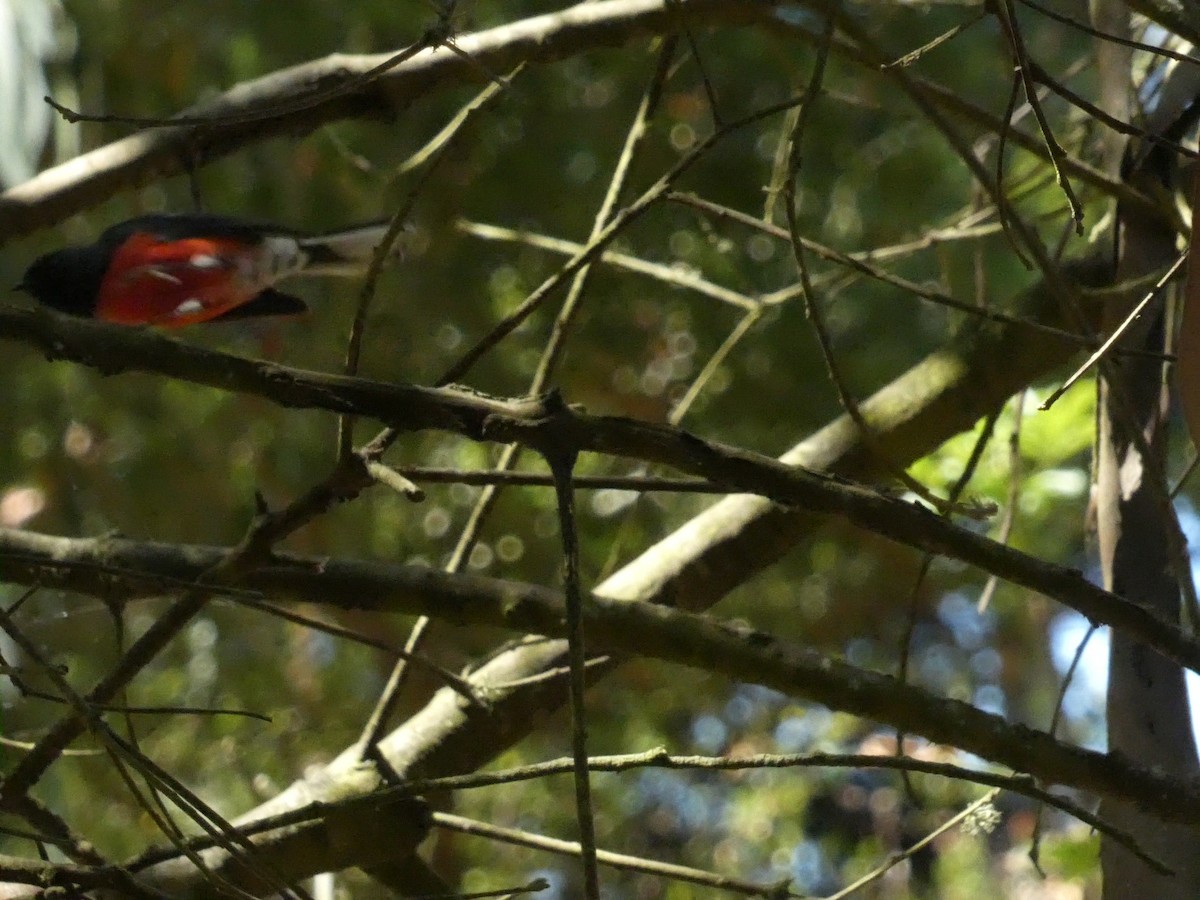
17, 212, 402, 327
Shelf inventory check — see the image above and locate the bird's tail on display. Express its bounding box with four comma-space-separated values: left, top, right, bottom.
298, 220, 407, 276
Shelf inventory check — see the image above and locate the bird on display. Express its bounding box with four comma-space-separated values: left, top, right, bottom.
16, 212, 403, 327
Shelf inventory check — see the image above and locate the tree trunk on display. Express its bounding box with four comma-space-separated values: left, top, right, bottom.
1098, 147, 1200, 895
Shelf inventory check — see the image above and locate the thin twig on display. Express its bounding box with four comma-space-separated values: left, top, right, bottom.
434, 811, 791, 897
894, 408, 1000, 800
456, 219, 761, 311
783, 27, 976, 516
43, 17, 457, 132
882, 10, 987, 68
993, 0, 1085, 233
240, 598, 480, 704
824, 790, 1003, 899
396, 467, 732, 492
407, 876, 549, 899
435, 91, 810, 386
142, 749, 1165, 875
398, 65, 523, 175
1029, 60, 1199, 161
670, 309, 762, 424
995, 70, 1034, 268
499, 48, 690, 896
336, 72, 494, 460
1042, 252, 1187, 410
1016, 0, 1200, 69
669, 191, 1153, 352
668, 0, 722, 127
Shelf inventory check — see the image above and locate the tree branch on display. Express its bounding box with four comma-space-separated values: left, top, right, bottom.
0, 0, 779, 242
3, 299, 1196, 676
4, 527, 1200, 838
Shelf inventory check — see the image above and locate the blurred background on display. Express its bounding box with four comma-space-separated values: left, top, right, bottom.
0, 0, 1168, 895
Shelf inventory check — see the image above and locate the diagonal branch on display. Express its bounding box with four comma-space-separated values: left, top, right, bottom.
0, 0, 780, 242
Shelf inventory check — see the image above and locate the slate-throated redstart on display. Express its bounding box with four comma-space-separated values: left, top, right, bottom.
17, 213, 400, 327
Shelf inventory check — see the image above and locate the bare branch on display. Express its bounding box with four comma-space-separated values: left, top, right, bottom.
5, 528, 1200, 836
0, 0, 779, 242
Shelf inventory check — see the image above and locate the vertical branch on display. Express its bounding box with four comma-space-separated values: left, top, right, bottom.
544, 436, 599, 899
1176, 169, 1200, 449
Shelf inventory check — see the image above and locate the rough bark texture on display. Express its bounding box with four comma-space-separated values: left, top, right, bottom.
1099, 143, 1200, 894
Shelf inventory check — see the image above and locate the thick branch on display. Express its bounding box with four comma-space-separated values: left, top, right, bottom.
0, 0, 777, 241
3, 295, 1196, 674
132, 793, 429, 898
5, 527, 1200, 836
